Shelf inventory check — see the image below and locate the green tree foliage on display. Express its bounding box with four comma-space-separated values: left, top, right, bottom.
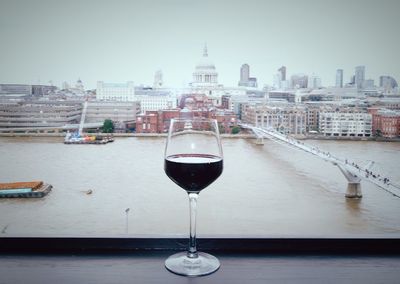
231, 126, 240, 134
102, 119, 114, 133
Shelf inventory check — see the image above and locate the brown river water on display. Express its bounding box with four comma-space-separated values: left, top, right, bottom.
0, 137, 399, 237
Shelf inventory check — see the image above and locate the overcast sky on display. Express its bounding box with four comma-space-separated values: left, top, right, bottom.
0, 0, 399, 89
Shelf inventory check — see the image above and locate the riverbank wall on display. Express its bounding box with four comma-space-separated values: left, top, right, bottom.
0, 132, 255, 139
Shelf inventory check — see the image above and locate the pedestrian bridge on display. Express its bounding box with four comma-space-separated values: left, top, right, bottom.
240, 123, 400, 198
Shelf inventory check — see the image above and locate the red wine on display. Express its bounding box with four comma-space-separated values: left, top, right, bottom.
165, 154, 223, 193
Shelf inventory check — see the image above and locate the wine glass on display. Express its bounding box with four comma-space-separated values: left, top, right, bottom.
164, 117, 223, 277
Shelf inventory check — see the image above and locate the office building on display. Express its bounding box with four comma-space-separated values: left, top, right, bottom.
0, 84, 56, 96
336, 69, 343, 88
85, 101, 141, 128
355, 66, 365, 89
0, 84, 32, 95
239, 64, 250, 84
153, 70, 163, 88
291, 74, 308, 89
363, 79, 375, 89
278, 66, 286, 81
0, 101, 82, 129
238, 64, 258, 88
96, 81, 135, 101
242, 104, 307, 135
379, 76, 398, 92
308, 74, 322, 89
319, 111, 372, 137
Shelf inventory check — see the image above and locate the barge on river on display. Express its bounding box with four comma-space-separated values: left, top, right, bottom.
0, 181, 52, 198
64, 132, 114, 145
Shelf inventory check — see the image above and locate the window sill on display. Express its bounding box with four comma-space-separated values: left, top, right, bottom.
1, 236, 400, 255
1, 237, 400, 283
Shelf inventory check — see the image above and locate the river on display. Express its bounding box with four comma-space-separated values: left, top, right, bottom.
0, 137, 399, 237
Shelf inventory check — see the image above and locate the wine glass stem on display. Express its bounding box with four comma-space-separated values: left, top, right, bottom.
188, 193, 199, 258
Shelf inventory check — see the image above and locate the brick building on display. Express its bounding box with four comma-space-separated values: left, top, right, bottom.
368, 107, 400, 138
136, 108, 237, 134
136, 109, 180, 133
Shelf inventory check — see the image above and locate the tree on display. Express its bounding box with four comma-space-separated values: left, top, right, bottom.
102, 119, 114, 133
231, 126, 240, 134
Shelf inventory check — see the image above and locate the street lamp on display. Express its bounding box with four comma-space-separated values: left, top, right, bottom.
125, 208, 130, 234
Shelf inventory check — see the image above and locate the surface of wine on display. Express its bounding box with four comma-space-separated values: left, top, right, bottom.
165, 154, 223, 193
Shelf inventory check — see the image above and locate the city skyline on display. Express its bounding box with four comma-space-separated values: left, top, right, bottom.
1, 0, 399, 89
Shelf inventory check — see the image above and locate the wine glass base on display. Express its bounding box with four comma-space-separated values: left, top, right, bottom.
165, 251, 220, 277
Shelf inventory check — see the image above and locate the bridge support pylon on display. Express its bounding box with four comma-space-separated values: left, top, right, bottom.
345, 183, 362, 198
337, 164, 362, 198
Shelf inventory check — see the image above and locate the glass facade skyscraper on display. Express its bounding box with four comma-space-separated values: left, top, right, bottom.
336, 69, 343, 88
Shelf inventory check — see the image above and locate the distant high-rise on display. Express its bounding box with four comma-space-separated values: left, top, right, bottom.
362, 79, 375, 89
291, 74, 308, 89
278, 66, 286, 81
238, 63, 257, 88
273, 73, 281, 89
355, 66, 365, 89
153, 70, 163, 88
350, 75, 355, 85
336, 69, 343, 88
308, 74, 322, 89
239, 64, 250, 84
379, 75, 398, 91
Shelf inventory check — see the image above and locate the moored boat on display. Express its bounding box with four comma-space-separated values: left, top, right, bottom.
64, 131, 113, 144
0, 181, 52, 198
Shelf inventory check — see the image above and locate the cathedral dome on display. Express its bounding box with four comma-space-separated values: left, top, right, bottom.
192, 44, 218, 87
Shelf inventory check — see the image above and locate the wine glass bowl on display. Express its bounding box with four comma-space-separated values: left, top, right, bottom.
164, 117, 223, 276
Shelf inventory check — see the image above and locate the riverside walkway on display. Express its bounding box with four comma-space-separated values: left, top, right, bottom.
241, 123, 400, 198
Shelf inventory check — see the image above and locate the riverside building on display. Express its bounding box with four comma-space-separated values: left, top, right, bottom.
319, 111, 372, 137
368, 107, 400, 138
0, 101, 82, 130
136, 108, 237, 134
242, 104, 307, 135
85, 101, 141, 131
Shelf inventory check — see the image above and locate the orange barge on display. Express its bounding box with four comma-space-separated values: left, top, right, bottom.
0, 181, 52, 198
